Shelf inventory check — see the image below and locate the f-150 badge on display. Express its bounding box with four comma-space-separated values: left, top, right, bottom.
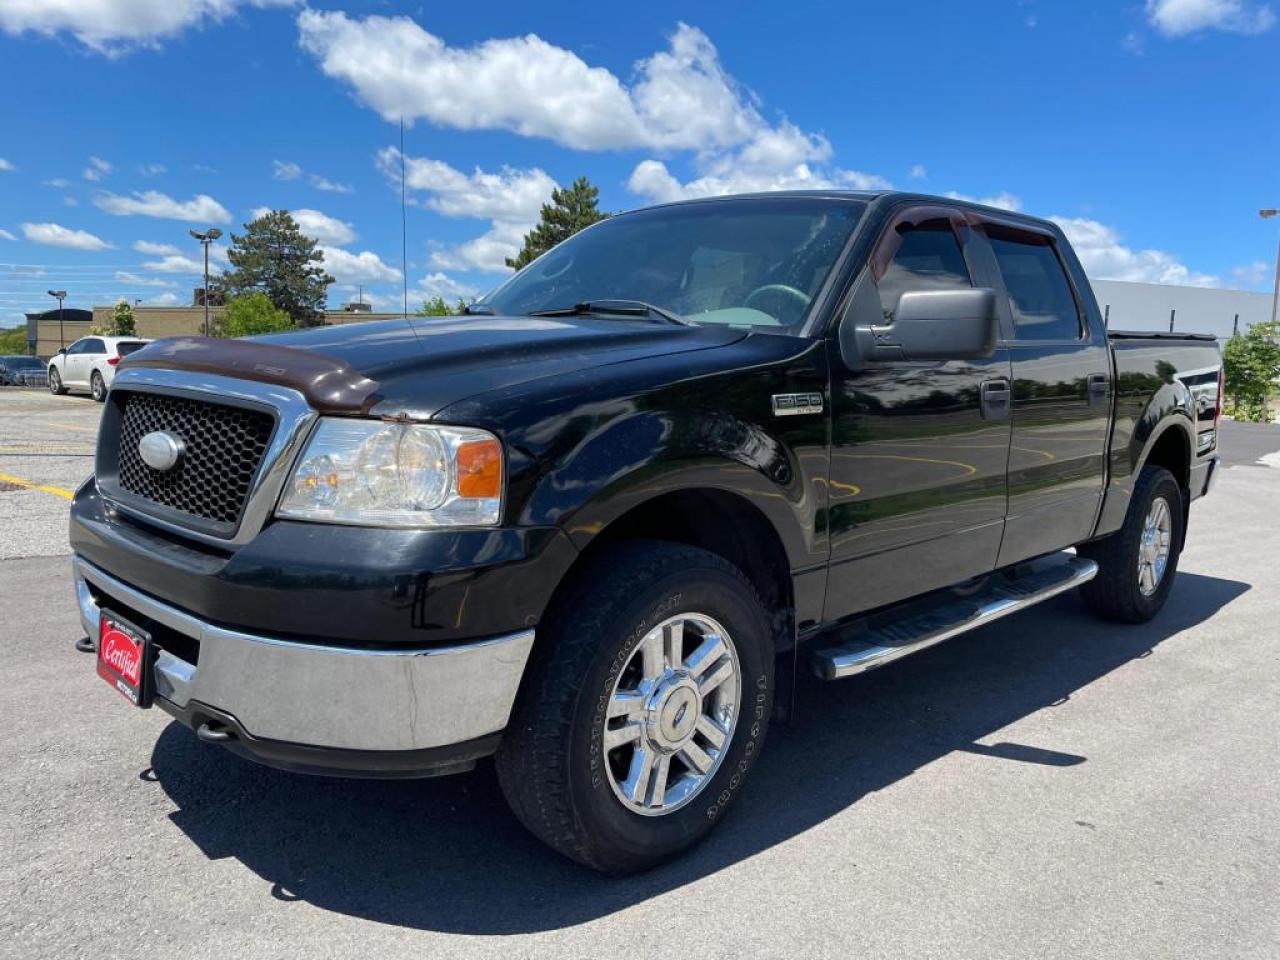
771, 393, 824, 416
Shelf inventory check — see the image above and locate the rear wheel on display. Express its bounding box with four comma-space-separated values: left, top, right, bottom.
48, 367, 67, 395
90, 370, 106, 402
496, 540, 774, 873
1078, 465, 1183, 623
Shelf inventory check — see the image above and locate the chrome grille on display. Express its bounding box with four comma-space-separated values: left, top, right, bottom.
115, 391, 275, 527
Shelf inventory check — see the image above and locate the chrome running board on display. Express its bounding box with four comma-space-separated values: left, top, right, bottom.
812, 555, 1098, 681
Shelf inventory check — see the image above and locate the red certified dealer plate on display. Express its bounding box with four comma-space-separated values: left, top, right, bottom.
96, 612, 151, 707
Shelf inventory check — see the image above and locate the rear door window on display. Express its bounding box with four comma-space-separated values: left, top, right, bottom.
878, 219, 973, 320
987, 232, 1082, 341
81, 338, 106, 354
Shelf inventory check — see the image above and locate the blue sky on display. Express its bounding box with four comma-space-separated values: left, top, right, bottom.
0, 0, 1277, 326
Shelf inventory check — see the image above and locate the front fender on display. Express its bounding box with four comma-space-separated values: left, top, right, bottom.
517, 404, 824, 571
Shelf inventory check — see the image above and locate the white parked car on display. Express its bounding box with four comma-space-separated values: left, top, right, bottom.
48, 336, 151, 402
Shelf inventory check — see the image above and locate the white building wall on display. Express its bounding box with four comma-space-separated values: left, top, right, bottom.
1088, 278, 1273, 340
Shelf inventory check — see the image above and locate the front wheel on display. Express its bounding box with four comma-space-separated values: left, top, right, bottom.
496, 541, 774, 873
48, 367, 67, 395
1078, 465, 1183, 623
90, 370, 106, 402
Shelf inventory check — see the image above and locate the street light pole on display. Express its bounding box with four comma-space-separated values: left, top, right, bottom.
47, 289, 67, 350
1262, 209, 1279, 327
189, 227, 223, 336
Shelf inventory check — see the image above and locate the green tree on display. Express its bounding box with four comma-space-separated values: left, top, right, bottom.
220, 293, 295, 338
0, 326, 27, 353
111, 299, 137, 336
1223, 320, 1280, 422
221, 210, 334, 326
505, 176, 608, 270
417, 296, 453, 316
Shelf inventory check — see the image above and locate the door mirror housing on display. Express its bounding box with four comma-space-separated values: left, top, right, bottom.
857, 288, 998, 363
58, 347, 67, 355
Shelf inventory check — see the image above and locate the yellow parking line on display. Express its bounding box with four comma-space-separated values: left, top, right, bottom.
0, 472, 74, 500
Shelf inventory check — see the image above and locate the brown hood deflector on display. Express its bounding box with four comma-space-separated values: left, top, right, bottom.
120, 336, 380, 414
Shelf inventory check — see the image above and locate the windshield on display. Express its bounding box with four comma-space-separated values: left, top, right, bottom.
480, 197, 866, 333
3, 356, 41, 370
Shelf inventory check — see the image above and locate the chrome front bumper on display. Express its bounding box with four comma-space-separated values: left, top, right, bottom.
74, 556, 535, 755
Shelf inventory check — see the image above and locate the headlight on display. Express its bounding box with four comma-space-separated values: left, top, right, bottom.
276, 419, 503, 527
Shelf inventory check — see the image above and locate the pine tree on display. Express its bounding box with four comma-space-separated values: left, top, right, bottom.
505, 177, 609, 271
221, 210, 334, 326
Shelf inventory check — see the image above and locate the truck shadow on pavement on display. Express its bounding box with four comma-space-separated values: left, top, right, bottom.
149, 570, 1247, 934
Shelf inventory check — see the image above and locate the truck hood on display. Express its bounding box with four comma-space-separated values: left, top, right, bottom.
122, 315, 748, 418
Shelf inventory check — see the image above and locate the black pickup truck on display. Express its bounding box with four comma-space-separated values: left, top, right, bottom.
71, 191, 1222, 872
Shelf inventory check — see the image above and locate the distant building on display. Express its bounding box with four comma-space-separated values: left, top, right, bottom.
1090, 279, 1272, 341
25, 307, 93, 355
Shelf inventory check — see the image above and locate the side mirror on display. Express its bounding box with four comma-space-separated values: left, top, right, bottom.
58, 347, 67, 355
861, 288, 998, 362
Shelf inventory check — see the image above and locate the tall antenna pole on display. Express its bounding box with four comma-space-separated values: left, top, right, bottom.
400, 116, 409, 319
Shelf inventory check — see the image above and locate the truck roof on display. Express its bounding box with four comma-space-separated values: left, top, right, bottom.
634, 189, 1061, 233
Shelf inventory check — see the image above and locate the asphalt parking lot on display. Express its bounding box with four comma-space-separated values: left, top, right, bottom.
1, 387, 1278, 960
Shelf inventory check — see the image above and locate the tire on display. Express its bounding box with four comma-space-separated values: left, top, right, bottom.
48, 367, 67, 395
496, 540, 774, 873
1078, 465, 1183, 623
90, 370, 106, 403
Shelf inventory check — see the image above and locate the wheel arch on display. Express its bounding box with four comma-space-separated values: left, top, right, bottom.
543, 487, 797, 657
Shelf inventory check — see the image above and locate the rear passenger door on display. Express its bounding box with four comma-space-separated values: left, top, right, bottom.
975, 221, 1111, 566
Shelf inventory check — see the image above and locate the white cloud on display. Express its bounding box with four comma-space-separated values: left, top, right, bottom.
429, 221, 529, 274
309, 173, 352, 194
82, 155, 112, 181
378, 150, 556, 273
0, 228, 16, 241
250, 206, 356, 246
1053, 216, 1218, 287
95, 190, 231, 223
0, 0, 298, 56
273, 159, 302, 181
302, 15, 804, 155
318, 246, 402, 284
138, 162, 166, 176
21, 222, 114, 251
1146, 0, 1276, 35
380, 148, 554, 222
147, 291, 181, 305
909, 164, 928, 180
416, 271, 479, 301
1230, 260, 1273, 289
63, 196, 79, 207
132, 240, 181, 256
0, 158, 14, 171
627, 125, 890, 204
944, 190, 1023, 211
41, 178, 70, 188
115, 271, 175, 287
143, 254, 223, 275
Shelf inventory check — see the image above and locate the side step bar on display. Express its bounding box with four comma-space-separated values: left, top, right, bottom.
812, 556, 1098, 680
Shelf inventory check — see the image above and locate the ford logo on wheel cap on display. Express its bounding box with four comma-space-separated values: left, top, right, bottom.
138, 431, 185, 472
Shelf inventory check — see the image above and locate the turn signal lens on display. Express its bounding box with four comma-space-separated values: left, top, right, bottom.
456, 438, 502, 499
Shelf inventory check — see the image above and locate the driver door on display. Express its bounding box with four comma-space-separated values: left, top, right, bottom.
823, 207, 1013, 621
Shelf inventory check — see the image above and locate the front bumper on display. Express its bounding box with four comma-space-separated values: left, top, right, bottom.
75, 555, 535, 777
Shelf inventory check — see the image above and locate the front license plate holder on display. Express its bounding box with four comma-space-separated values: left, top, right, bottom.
96, 610, 153, 708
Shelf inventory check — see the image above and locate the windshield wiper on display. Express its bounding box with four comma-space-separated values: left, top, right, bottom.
527, 299, 690, 326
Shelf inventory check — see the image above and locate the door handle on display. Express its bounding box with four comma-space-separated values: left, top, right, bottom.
1087, 373, 1109, 406
980, 378, 1011, 420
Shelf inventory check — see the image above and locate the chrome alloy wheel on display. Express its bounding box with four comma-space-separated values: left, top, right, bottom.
1138, 496, 1173, 596
602, 613, 741, 816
